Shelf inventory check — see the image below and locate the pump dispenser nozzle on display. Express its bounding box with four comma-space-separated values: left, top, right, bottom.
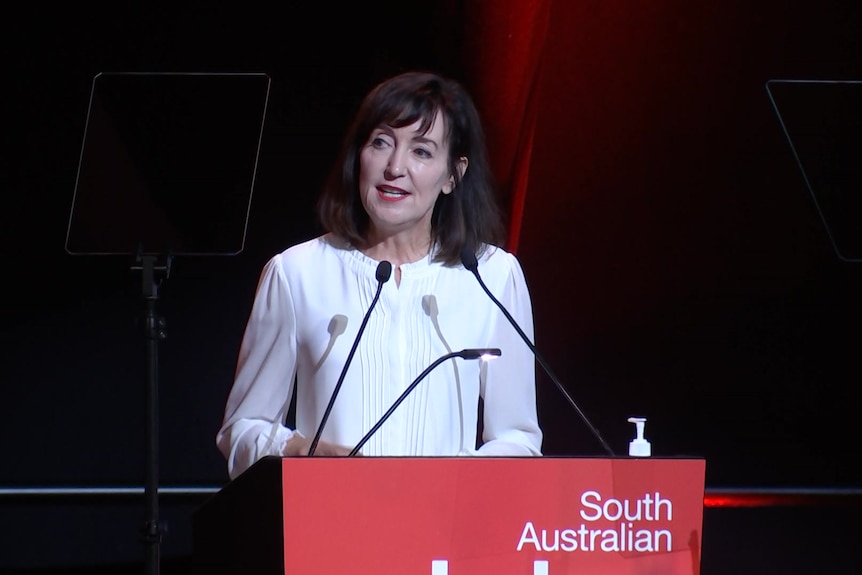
627, 417, 651, 457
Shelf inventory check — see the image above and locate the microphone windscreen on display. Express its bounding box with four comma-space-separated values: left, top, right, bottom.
376, 260, 393, 283
459, 246, 478, 272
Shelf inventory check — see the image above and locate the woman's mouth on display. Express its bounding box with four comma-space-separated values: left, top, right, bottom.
378, 186, 409, 201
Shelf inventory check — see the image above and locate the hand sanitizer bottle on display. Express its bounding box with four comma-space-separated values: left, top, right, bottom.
627, 417, 651, 457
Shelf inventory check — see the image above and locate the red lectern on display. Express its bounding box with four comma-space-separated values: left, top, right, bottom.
193, 456, 705, 575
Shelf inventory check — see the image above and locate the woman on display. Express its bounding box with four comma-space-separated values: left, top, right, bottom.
217, 70, 542, 479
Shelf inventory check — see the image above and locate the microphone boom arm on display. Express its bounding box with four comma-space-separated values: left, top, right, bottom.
308, 261, 392, 456
348, 348, 500, 456
479, 280, 615, 456
459, 247, 616, 457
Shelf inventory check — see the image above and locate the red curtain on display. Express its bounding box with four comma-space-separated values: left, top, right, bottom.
460, 0, 553, 253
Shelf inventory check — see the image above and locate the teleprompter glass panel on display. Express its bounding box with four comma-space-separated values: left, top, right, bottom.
66, 72, 270, 256
766, 80, 862, 262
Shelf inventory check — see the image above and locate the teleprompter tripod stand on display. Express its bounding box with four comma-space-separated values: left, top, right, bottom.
66, 71, 270, 574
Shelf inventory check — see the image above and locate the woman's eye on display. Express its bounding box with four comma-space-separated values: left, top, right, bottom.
414, 147, 432, 158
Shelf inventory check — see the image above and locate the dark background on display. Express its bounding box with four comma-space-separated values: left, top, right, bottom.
2, 1, 860, 573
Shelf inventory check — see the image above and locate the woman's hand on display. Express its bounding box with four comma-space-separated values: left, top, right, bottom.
283, 433, 358, 456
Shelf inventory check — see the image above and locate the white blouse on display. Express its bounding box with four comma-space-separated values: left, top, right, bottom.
217, 234, 542, 479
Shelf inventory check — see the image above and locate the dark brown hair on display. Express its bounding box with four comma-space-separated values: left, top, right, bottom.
317, 70, 505, 265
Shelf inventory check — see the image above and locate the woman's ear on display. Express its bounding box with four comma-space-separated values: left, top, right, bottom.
456, 156, 469, 180
443, 156, 469, 195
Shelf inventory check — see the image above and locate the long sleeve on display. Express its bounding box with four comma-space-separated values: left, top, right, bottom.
216, 255, 300, 479
474, 251, 543, 456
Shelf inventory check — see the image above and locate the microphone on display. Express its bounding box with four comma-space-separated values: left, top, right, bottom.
460, 247, 616, 456
307, 260, 393, 456
348, 348, 502, 456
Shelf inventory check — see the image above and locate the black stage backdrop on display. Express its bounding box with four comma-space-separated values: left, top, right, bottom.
1, 2, 860, 572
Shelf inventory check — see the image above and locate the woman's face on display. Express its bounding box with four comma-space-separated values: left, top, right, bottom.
358, 111, 463, 243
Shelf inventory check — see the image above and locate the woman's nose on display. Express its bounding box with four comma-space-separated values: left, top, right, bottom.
385, 150, 407, 177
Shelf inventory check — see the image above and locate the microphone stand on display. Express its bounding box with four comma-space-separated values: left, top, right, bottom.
131, 251, 172, 575
308, 261, 392, 456
348, 348, 500, 456
460, 248, 616, 456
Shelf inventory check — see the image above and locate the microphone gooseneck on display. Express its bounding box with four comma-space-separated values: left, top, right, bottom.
307, 260, 393, 456
459, 247, 616, 456
348, 348, 501, 456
